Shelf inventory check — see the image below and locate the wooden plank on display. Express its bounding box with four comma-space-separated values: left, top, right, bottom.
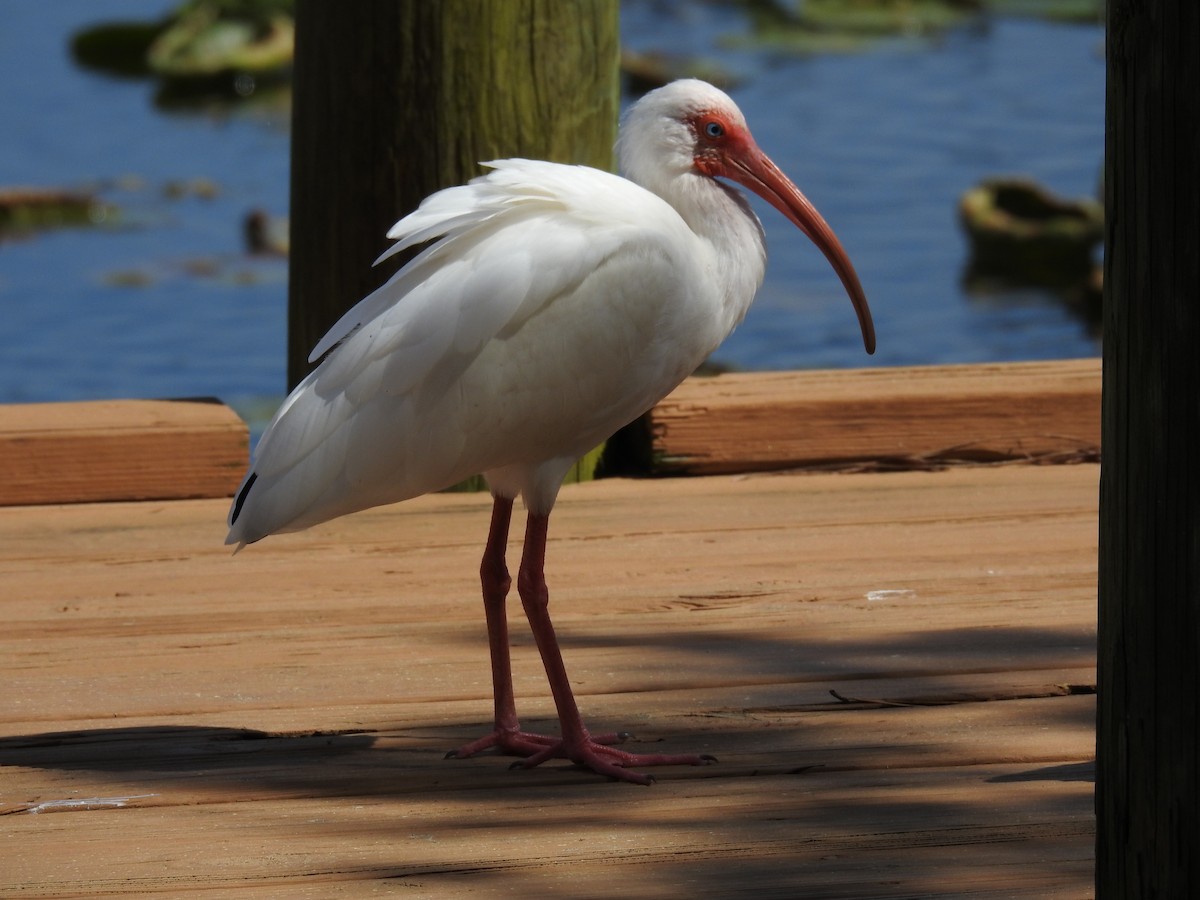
1, 359, 1097, 510
0, 464, 1097, 895
647, 358, 1100, 475
0, 761, 1093, 897
0, 398, 248, 506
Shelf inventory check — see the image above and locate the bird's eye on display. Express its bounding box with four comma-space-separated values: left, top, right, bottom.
704, 121, 725, 139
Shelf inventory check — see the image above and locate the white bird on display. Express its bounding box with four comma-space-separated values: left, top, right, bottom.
228, 79, 875, 784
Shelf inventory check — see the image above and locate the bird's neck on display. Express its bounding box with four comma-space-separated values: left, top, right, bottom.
621, 138, 768, 334
670, 173, 768, 336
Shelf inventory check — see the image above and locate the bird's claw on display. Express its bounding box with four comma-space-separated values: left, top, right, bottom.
448, 726, 631, 760
508, 736, 715, 785
446, 728, 558, 760
448, 725, 712, 784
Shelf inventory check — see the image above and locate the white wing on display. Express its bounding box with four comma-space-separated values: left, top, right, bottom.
227, 159, 730, 546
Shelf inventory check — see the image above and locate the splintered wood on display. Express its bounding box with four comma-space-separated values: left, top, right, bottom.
0, 462, 1097, 897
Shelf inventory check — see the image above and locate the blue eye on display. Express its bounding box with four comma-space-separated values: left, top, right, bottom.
704, 121, 724, 138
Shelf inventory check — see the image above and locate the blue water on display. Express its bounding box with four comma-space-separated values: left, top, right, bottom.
1, 2, 1104, 417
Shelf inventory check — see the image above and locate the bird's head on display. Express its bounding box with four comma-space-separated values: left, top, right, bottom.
618, 79, 876, 355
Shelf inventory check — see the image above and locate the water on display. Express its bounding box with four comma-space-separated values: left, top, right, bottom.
0, 2, 1104, 417
1, 0, 289, 409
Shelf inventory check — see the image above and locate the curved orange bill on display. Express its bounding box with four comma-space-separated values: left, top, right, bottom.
725, 149, 876, 355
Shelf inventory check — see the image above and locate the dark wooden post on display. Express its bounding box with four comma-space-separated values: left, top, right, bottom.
1097, 0, 1200, 894
287, 1, 619, 388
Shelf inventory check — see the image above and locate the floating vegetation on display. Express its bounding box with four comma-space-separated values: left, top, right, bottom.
162, 177, 222, 201
102, 256, 284, 290
986, 0, 1102, 23
69, 21, 162, 78
732, 0, 1102, 53
731, 0, 977, 53
0, 187, 114, 237
72, 0, 294, 104
147, 0, 293, 79
959, 176, 1102, 289
102, 268, 158, 288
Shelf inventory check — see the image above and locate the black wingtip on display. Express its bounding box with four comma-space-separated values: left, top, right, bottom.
229, 472, 258, 526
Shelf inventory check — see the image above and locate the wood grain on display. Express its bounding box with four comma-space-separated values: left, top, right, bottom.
0, 398, 247, 506
0, 462, 1097, 896
649, 358, 1100, 474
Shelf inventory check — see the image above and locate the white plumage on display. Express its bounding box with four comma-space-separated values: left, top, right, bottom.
227, 79, 874, 784
229, 160, 739, 542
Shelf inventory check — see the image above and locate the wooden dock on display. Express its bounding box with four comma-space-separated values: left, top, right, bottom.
0, 362, 1098, 897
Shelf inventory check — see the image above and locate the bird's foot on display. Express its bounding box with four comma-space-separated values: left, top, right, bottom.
446, 726, 628, 760
511, 735, 717, 786
446, 727, 556, 760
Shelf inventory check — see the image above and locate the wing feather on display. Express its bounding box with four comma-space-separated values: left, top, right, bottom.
228, 159, 704, 544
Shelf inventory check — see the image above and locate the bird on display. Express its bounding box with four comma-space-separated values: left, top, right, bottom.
227, 79, 875, 784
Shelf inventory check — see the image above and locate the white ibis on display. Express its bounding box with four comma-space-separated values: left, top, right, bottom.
227, 79, 875, 784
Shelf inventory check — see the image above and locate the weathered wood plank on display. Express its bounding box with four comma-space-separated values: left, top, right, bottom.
0, 763, 1091, 897
648, 358, 1100, 474
0, 358, 1098, 509
0, 466, 1098, 727
0, 398, 247, 506
0, 464, 1096, 895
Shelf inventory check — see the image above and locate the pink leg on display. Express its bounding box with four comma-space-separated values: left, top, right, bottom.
511, 512, 716, 785
447, 496, 559, 758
